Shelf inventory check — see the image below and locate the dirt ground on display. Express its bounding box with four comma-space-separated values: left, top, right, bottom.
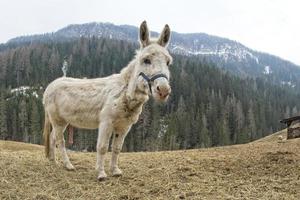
0, 130, 299, 200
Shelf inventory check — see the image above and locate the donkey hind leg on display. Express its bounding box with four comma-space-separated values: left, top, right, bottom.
54, 124, 75, 170
110, 127, 130, 177
48, 129, 57, 163
96, 121, 113, 181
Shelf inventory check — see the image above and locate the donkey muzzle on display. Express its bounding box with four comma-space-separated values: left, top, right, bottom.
155, 83, 171, 99
138, 72, 169, 95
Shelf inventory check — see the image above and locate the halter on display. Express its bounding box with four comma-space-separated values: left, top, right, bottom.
139, 72, 168, 94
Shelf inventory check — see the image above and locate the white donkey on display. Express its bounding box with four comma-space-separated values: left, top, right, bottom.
43, 21, 172, 180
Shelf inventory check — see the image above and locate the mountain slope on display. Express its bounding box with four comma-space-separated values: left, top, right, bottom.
0, 133, 299, 199
5, 22, 300, 92
1, 36, 300, 151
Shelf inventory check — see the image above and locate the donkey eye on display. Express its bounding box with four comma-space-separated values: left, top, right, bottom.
144, 58, 151, 65
167, 60, 170, 66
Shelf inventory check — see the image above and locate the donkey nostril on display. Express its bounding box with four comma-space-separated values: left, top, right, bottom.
157, 86, 160, 91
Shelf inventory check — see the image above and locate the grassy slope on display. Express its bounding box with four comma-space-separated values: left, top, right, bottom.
0, 130, 299, 200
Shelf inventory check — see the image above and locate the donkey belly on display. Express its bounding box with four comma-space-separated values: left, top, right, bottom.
67, 114, 99, 129
58, 103, 101, 129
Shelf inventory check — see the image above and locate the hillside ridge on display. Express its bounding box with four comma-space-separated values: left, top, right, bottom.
3, 21, 300, 91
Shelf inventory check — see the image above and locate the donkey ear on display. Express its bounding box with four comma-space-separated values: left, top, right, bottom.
139, 21, 150, 48
157, 24, 171, 47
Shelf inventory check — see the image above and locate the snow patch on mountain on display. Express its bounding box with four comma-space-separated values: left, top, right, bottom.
281, 81, 296, 88
263, 66, 272, 74
158, 118, 168, 139
170, 44, 259, 64
11, 86, 39, 98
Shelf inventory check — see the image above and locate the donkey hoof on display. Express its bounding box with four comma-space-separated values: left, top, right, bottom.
98, 171, 108, 181
97, 175, 108, 181
112, 168, 123, 177
65, 163, 76, 171
98, 176, 108, 181
112, 173, 122, 177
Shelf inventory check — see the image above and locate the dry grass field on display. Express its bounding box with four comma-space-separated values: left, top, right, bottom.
0, 129, 299, 200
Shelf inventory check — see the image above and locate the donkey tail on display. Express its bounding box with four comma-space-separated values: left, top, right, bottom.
43, 111, 51, 158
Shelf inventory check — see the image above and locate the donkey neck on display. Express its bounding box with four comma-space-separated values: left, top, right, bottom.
120, 59, 149, 111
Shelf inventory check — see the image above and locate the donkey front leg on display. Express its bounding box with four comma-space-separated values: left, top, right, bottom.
96, 121, 113, 181
110, 127, 130, 177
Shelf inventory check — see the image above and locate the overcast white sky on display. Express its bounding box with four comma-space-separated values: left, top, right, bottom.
0, 0, 299, 65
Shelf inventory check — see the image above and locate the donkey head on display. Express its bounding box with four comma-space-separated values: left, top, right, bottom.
136, 21, 172, 102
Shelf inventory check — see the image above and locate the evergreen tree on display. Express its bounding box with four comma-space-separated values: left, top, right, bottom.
19, 98, 29, 142
30, 100, 41, 144
0, 90, 8, 139
246, 101, 257, 140
199, 114, 211, 148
